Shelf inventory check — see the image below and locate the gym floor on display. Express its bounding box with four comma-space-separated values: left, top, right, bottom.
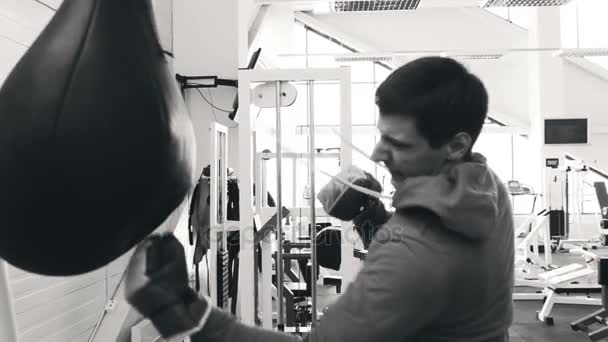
509, 247, 608, 342
511, 301, 594, 342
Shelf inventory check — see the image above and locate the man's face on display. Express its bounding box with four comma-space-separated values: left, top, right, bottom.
371, 115, 448, 187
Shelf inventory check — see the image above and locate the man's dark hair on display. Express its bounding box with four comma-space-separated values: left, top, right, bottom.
375, 57, 488, 149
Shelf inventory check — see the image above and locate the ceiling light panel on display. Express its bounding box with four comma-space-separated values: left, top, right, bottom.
334, 55, 394, 62
443, 53, 504, 60
333, 0, 420, 12
554, 48, 608, 58
482, 0, 573, 7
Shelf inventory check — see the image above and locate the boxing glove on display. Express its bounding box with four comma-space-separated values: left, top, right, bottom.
353, 200, 392, 249
318, 165, 383, 221
126, 234, 211, 341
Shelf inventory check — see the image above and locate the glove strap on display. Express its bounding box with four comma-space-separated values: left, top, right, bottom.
158, 293, 213, 342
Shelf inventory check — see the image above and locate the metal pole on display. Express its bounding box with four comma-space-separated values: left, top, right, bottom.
308, 80, 318, 323
275, 81, 285, 329
0, 261, 19, 342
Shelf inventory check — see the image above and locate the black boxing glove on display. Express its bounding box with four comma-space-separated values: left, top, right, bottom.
353, 200, 392, 249
125, 234, 212, 341
318, 165, 383, 221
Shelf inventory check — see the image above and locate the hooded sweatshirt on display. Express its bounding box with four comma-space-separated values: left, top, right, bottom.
191, 153, 515, 342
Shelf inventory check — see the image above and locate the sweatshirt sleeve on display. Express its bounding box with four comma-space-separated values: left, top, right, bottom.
190, 227, 448, 342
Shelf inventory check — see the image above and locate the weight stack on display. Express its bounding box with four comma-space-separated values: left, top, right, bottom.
549, 210, 566, 238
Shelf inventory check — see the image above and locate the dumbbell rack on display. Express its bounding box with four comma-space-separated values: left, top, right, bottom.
571, 257, 608, 340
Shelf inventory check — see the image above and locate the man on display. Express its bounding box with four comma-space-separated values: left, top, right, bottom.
125, 57, 515, 342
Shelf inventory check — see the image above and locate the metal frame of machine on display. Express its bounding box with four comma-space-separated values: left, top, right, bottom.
237, 67, 353, 329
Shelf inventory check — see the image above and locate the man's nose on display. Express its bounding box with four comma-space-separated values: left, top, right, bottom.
370, 142, 387, 164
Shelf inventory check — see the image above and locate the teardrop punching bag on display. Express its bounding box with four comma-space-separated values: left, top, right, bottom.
0, 0, 196, 275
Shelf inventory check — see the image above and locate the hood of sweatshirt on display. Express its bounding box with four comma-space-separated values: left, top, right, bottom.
391, 153, 502, 241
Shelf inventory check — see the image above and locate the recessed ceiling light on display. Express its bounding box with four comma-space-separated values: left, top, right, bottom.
334, 55, 394, 62
553, 48, 608, 58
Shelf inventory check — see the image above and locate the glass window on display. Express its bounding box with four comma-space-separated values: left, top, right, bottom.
313, 83, 340, 125
351, 84, 376, 125
512, 134, 538, 187
560, 1, 579, 48
292, 20, 307, 54
579, 170, 608, 214
374, 62, 392, 84
474, 132, 513, 183
561, 0, 608, 70
335, 61, 376, 83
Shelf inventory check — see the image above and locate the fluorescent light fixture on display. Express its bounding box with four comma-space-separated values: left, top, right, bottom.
553, 48, 608, 58
333, 0, 421, 12
442, 53, 504, 60
481, 0, 573, 7
334, 55, 394, 62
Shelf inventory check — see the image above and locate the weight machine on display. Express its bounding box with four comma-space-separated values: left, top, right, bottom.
510, 177, 602, 309
237, 67, 354, 331
549, 155, 602, 250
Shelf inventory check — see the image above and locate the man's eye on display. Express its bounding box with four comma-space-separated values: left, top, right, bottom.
388, 138, 408, 148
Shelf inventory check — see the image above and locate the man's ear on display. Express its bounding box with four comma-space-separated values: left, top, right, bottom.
445, 132, 472, 161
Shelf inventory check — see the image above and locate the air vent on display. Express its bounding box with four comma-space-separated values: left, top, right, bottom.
333, 0, 420, 12
482, 0, 573, 7
335, 55, 394, 62
553, 48, 608, 58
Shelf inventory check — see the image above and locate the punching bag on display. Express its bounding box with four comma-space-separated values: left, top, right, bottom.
0, 0, 196, 275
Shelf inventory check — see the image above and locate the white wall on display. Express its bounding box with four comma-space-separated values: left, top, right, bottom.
6, 253, 130, 342
564, 61, 608, 126
0, 0, 54, 85
173, 0, 254, 176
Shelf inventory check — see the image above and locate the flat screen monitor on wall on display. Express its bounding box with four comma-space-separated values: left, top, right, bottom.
544, 118, 589, 145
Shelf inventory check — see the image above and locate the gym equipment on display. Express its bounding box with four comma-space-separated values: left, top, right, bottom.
593, 182, 608, 246
509, 181, 554, 274
0, 0, 195, 275
508, 180, 598, 305
239, 68, 354, 328
537, 248, 602, 325
571, 257, 608, 340
277, 226, 367, 328
549, 154, 602, 250
126, 234, 210, 341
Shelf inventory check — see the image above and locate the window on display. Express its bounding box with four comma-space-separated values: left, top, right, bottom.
475, 132, 514, 183
561, 0, 608, 70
